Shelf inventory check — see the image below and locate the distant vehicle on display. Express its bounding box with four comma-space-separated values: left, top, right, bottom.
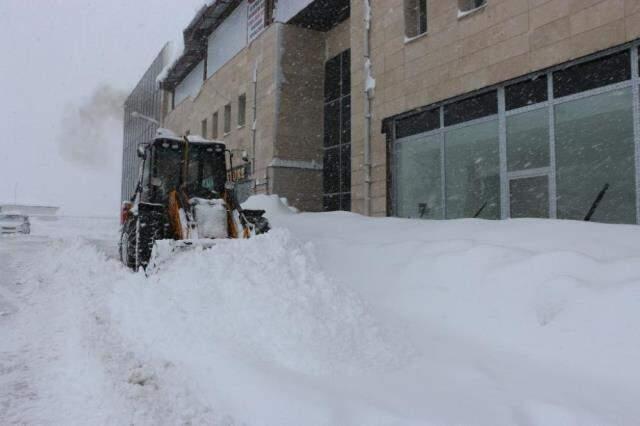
0, 214, 31, 235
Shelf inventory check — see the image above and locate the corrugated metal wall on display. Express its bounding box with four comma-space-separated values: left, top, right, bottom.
121, 46, 168, 203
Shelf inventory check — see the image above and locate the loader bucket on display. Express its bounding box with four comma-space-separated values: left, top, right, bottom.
146, 239, 217, 275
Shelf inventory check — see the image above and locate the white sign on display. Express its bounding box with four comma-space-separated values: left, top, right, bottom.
247, 0, 266, 43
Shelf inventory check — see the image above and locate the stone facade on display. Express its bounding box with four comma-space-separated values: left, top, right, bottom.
163, 25, 279, 196
349, 0, 640, 216
160, 0, 638, 216
162, 12, 352, 212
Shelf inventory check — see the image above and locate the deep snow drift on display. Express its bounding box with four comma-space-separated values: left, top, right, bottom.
2, 204, 640, 425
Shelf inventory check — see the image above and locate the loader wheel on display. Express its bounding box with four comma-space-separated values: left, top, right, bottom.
119, 221, 137, 270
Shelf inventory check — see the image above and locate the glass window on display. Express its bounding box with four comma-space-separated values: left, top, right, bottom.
395, 134, 443, 219
395, 108, 440, 139
238, 94, 247, 127
224, 104, 231, 134
507, 108, 550, 171
445, 119, 500, 219
211, 111, 219, 139
341, 96, 351, 143
510, 176, 549, 219
459, 0, 487, 13
340, 144, 351, 194
324, 50, 351, 212
444, 90, 497, 126
553, 51, 631, 99
201, 118, 208, 138
505, 77, 548, 110
323, 147, 340, 195
323, 195, 339, 211
555, 88, 636, 223
341, 193, 351, 211
341, 50, 351, 95
142, 155, 151, 195
324, 55, 341, 102
404, 0, 427, 38
324, 100, 340, 147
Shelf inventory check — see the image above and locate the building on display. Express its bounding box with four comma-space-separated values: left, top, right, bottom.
374, 0, 640, 225
155, 0, 640, 224
121, 43, 173, 203
159, 0, 351, 211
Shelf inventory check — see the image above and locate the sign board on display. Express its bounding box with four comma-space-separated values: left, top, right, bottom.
247, 0, 266, 43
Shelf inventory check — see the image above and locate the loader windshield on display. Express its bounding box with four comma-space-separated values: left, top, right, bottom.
151, 140, 226, 202
152, 142, 183, 201
186, 145, 226, 197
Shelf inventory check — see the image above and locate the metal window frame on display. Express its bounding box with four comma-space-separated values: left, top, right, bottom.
323, 50, 352, 211
392, 42, 640, 224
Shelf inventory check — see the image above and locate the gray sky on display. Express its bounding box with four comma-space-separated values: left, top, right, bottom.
0, 0, 204, 216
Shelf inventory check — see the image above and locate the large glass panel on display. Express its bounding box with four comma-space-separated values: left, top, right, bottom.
341, 50, 351, 95
323, 195, 339, 212
505, 77, 548, 110
395, 134, 443, 219
510, 176, 549, 218
340, 144, 351, 194
341, 96, 351, 143
395, 108, 440, 139
507, 108, 550, 171
555, 88, 636, 224
553, 50, 631, 98
445, 119, 500, 219
324, 100, 340, 147
324, 55, 341, 102
444, 90, 497, 126
323, 147, 340, 195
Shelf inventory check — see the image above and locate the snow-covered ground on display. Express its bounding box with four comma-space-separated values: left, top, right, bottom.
2, 203, 640, 425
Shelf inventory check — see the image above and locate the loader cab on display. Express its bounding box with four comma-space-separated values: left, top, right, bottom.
138, 136, 227, 204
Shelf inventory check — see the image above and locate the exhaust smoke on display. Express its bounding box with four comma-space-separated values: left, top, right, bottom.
58, 84, 127, 169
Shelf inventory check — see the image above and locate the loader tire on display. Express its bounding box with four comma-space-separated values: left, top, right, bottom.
119, 221, 137, 270
136, 205, 166, 271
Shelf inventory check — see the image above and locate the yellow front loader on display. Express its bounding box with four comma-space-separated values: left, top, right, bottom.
119, 130, 269, 272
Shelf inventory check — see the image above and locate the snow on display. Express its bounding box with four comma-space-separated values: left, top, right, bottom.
3, 205, 640, 424
155, 39, 185, 85
364, 58, 376, 93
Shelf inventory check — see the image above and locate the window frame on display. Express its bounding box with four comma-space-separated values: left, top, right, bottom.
323, 50, 352, 212
404, 0, 428, 39
238, 94, 247, 127
211, 111, 219, 139
390, 42, 640, 224
458, 0, 487, 16
201, 118, 208, 139
223, 103, 232, 134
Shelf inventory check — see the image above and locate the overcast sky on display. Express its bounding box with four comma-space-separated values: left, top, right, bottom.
0, 0, 205, 216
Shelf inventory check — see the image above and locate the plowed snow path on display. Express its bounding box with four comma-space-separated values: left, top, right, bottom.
0, 237, 122, 424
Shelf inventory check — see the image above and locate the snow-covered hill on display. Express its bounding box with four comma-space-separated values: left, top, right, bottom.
2, 201, 640, 425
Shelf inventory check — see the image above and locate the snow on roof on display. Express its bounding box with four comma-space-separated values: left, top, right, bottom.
155, 39, 185, 85
152, 129, 225, 145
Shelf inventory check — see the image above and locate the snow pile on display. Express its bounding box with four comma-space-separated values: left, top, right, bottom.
114, 229, 400, 377
6, 210, 640, 425
155, 39, 184, 85
242, 194, 299, 217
